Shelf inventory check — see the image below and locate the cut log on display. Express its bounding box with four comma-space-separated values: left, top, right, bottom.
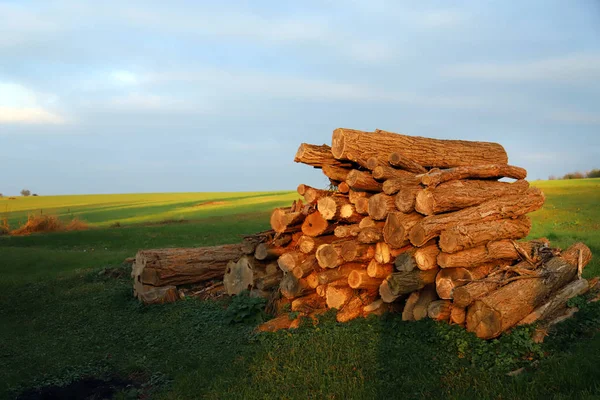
394, 249, 418, 272
305, 270, 320, 288
318, 196, 352, 220
412, 285, 438, 321
257, 314, 298, 332
349, 190, 372, 204
280, 273, 311, 299
291, 255, 319, 279
223, 257, 255, 295
316, 263, 366, 285
315, 243, 345, 269
322, 165, 352, 182
368, 193, 398, 220
354, 197, 370, 215
294, 143, 351, 168
341, 241, 376, 262
366, 157, 380, 170
359, 217, 378, 229
518, 279, 590, 326
291, 293, 327, 313
402, 291, 420, 321
437, 239, 547, 269
304, 187, 332, 203
278, 251, 311, 273
453, 278, 502, 308
379, 279, 400, 303
270, 208, 305, 233
135, 244, 244, 287
384, 268, 439, 297
338, 182, 350, 194
393, 243, 438, 272
372, 165, 415, 180
395, 187, 421, 213
466, 242, 592, 339
326, 286, 354, 309
255, 270, 283, 291
450, 306, 466, 325
367, 259, 394, 279
346, 170, 383, 192
382, 176, 420, 196
334, 224, 361, 238
421, 164, 527, 187
301, 211, 332, 237
383, 212, 423, 248
135, 285, 179, 305
388, 152, 427, 174
337, 291, 377, 323
339, 204, 363, 223
241, 231, 274, 255
331, 128, 508, 167
297, 234, 338, 254
348, 270, 384, 289
435, 263, 494, 299
439, 216, 532, 254
409, 187, 545, 246
255, 242, 287, 261
375, 242, 411, 264
415, 179, 530, 215
358, 226, 383, 244
414, 244, 441, 271
428, 300, 452, 321
297, 183, 309, 196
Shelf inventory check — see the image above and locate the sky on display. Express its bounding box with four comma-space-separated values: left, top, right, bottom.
1, 0, 599, 195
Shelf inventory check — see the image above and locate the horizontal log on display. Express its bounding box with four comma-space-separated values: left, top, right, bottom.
437, 239, 547, 269
382, 176, 420, 196
372, 164, 415, 181
331, 128, 508, 167
383, 212, 424, 249
384, 268, 439, 297
346, 170, 383, 192
388, 152, 427, 174
421, 164, 527, 187
294, 143, 351, 168
322, 165, 352, 182
368, 193, 397, 220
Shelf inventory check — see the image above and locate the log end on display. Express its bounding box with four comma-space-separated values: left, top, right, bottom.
331, 128, 347, 159
414, 190, 434, 216
466, 300, 503, 339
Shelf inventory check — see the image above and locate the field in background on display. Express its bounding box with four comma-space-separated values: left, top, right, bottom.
1, 178, 599, 399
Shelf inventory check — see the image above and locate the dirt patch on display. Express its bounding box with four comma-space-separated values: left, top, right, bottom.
193, 201, 227, 207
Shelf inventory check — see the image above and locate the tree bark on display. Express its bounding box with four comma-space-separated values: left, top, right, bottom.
348, 270, 384, 289
388, 152, 427, 173
367, 259, 394, 279
428, 300, 452, 321
316, 263, 366, 285
301, 211, 333, 237
368, 193, 397, 220
135, 244, 244, 287
439, 216, 531, 254
349, 190, 372, 204
341, 241, 376, 262
255, 242, 287, 261
322, 165, 352, 182
346, 170, 383, 192
379, 279, 400, 303
435, 263, 494, 299
297, 234, 338, 254
354, 197, 370, 215
466, 242, 592, 339
278, 251, 311, 273
402, 291, 420, 321
257, 314, 298, 332
395, 187, 421, 213
409, 187, 545, 246
291, 255, 319, 279
450, 306, 466, 325
291, 292, 327, 313
372, 165, 415, 180
270, 208, 306, 233
304, 187, 332, 203
280, 273, 311, 299
384, 268, 439, 296
383, 212, 423, 248
437, 239, 547, 269
415, 179, 529, 215
421, 164, 527, 187
331, 128, 508, 167
334, 224, 361, 238
294, 143, 352, 168
382, 176, 421, 196
412, 285, 438, 321
337, 291, 378, 323
518, 279, 589, 326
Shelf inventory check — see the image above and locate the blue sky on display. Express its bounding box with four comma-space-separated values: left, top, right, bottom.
1, 0, 599, 195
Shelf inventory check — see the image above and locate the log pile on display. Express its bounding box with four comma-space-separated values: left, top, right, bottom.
132, 128, 595, 340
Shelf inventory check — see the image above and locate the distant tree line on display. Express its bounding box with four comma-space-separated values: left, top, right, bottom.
549, 169, 600, 180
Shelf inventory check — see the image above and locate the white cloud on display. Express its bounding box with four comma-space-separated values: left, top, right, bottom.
0, 82, 66, 125
110, 70, 140, 85
443, 53, 600, 84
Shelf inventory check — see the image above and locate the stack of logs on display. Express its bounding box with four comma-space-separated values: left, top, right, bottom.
225, 128, 593, 339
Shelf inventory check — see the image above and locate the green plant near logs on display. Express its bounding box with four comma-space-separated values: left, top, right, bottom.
224, 291, 268, 324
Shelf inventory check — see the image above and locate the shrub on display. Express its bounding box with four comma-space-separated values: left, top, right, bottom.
10, 214, 89, 235
563, 171, 585, 180
548, 175, 557, 180
587, 169, 600, 178
20, 189, 31, 197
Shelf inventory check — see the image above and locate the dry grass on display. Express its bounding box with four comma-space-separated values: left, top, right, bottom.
10, 214, 89, 236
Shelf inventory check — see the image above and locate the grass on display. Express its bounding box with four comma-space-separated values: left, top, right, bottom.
0, 179, 599, 399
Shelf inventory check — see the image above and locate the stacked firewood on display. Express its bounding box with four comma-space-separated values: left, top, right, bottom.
226, 128, 593, 338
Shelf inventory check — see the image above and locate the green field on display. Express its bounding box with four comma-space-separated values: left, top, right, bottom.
1, 179, 599, 399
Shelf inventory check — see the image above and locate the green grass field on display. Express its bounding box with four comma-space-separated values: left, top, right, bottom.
1, 179, 599, 399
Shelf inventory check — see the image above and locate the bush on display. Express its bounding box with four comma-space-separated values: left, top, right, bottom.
587, 169, 600, 178
10, 214, 89, 235
563, 171, 585, 180
20, 189, 31, 197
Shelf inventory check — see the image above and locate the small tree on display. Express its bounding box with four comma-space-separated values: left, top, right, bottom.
20, 189, 31, 197
587, 169, 600, 178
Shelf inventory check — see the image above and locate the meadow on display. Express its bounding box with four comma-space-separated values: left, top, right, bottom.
1, 179, 599, 399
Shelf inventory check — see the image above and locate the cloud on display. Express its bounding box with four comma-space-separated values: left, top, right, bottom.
110, 70, 140, 85
0, 82, 66, 125
442, 53, 600, 84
